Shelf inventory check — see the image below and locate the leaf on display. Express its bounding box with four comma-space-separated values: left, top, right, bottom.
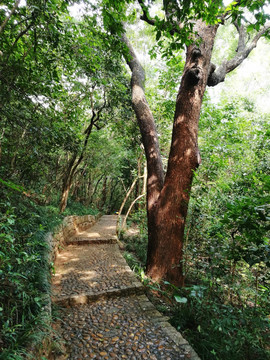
247, 24, 254, 32
0, 178, 24, 192
174, 295, 188, 303
156, 30, 161, 41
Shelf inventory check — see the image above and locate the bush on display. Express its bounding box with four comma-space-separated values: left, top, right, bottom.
170, 284, 270, 360
0, 191, 97, 358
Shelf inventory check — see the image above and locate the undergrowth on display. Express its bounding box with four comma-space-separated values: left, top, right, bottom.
0, 190, 97, 359
122, 207, 270, 360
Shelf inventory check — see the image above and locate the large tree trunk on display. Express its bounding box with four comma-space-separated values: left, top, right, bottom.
121, 1, 270, 285
146, 22, 218, 285
121, 33, 164, 212
122, 22, 218, 286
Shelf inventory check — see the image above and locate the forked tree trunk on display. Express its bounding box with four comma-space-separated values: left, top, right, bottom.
121, 2, 270, 285
122, 21, 218, 286
147, 23, 218, 285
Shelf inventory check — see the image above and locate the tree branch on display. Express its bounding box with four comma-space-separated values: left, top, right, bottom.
73, 96, 107, 178
234, 21, 246, 53
163, 0, 180, 22
208, 23, 270, 87
219, 0, 244, 23
2, 9, 38, 66
121, 31, 164, 209
0, 0, 21, 35
137, 0, 155, 26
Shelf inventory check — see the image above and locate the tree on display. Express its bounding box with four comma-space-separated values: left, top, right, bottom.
0, 1, 133, 212
0, 3, 138, 354
100, 0, 270, 285
56, 15, 134, 213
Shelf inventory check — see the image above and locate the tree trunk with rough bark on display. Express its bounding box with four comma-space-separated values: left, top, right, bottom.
146, 22, 218, 286
121, 6, 269, 285
122, 21, 218, 285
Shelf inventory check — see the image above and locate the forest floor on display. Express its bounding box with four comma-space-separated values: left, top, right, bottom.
51, 215, 200, 360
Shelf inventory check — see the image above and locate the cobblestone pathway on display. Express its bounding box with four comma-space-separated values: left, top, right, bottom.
52, 215, 200, 360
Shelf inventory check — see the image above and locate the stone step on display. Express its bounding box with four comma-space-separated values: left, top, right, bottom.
51, 215, 201, 360
52, 282, 145, 307
67, 237, 117, 245
52, 243, 143, 303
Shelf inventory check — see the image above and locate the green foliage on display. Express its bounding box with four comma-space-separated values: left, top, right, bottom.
1, 0, 270, 358
170, 285, 270, 360
100, 0, 270, 58
123, 234, 148, 266
128, 97, 270, 360
0, 2, 139, 355
0, 189, 100, 357
62, 200, 99, 217
178, 98, 270, 359
121, 207, 148, 275
0, 196, 51, 357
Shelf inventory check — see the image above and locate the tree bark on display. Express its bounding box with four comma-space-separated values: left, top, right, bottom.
117, 175, 139, 234
122, 8, 269, 285
146, 22, 218, 285
121, 33, 164, 213
122, 21, 218, 285
122, 193, 145, 230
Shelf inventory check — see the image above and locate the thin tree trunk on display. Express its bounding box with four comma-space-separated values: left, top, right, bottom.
122, 193, 146, 230
88, 174, 104, 205
59, 153, 77, 213
11, 126, 28, 170
108, 180, 118, 213
135, 152, 143, 210
72, 164, 87, 200
117, 176, 138, 234
99, 176, 107, 211
59, 103, 105, 213
139, 162, 147, 210
0, 128, 5, 164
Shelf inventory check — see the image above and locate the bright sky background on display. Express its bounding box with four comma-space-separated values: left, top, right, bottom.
208, 39, 270, 113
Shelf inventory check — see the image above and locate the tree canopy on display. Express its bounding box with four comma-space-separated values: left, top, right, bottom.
0, 0, 269, 358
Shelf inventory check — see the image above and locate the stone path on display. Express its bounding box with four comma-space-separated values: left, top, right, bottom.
52, 215, 200, 360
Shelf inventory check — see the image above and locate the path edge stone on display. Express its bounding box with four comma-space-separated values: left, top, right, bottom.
137, 294, 201, 360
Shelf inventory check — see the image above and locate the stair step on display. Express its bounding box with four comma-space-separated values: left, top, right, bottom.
67, 237, 117, 245
52, 283, 145, 307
